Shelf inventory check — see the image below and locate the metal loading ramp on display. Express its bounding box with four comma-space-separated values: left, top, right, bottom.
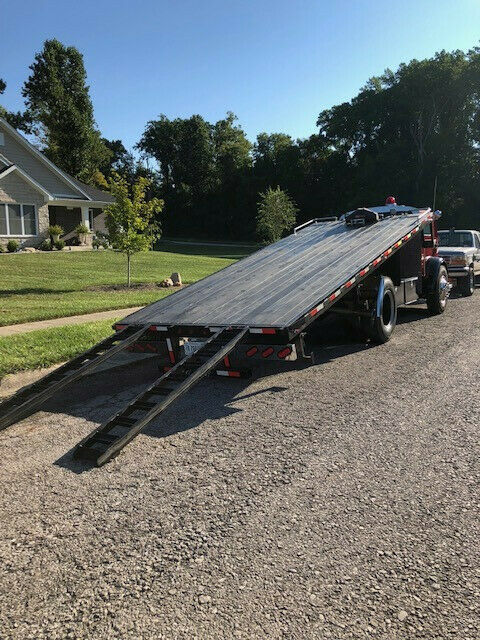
121, 212, 428, 330
0, 326, 148, 432
74, 327, 248, 466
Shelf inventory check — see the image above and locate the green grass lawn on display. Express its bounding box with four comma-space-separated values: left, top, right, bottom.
0, 319, 118, 378
0, 242, 251, 326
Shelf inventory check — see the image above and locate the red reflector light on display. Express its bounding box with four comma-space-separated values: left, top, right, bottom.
278, 347, 292, 359
115, 324, 127, 331
262, 328, 276, 334
262, 347, 274, 358
246, 346, 258, 357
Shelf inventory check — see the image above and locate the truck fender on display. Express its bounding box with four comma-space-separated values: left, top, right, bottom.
424, 256, 446, 294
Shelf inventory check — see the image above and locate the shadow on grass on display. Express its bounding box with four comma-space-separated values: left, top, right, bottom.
0, 288, 75, 297
155, 240, 252, 261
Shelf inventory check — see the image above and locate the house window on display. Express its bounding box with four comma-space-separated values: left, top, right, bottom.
0, 203, 37, 236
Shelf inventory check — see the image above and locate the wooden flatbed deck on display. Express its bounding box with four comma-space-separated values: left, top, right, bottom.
121, 211, 428, 330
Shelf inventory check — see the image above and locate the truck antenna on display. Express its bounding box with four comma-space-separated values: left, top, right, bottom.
432, 176, 438, 211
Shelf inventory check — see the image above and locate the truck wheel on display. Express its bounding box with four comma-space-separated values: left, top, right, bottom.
426, 265, 449, 314
369, 277, 397, 344
459, 267, 475, 297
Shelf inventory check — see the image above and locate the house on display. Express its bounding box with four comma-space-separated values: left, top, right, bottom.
0, 117, 114, 249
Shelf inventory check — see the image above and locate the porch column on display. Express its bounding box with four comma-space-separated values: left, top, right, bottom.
81, 206, 91, 231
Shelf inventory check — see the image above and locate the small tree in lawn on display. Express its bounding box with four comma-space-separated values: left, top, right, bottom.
256, 186, 298, 244
105, 173, 163, 286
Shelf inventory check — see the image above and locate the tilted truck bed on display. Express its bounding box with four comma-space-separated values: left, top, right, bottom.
121, 210, 429, 330
0, 205, 433, 465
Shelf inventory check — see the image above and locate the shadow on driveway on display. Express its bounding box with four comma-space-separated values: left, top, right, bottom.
4, 294, 465, 473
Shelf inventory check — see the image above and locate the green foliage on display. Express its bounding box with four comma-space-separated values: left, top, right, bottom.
105, 173, 164, 285
75, 223, 90, 235
93, 231, 110, 249
138, 112, 252, 238
48, 224, 64, 236
22, 39, 111, 182
1, 243, 249, 326
0, 319, 119, 378
39, 238, 52, 251
6, 240, 19, 253
256, 187, 298, 244
316, 48, 480, 225
0, 244, 5, 253
213, 112, 252, 175
54, 239, 65, 251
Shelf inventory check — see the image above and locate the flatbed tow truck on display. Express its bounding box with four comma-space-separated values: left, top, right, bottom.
0, 203, 448, 466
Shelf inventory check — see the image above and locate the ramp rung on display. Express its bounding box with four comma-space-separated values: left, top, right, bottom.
89, 433, 117, 445
147, 387, 175, 396
113, 417, 137, 427
131, 401, 156, 411
73, 326, 249, 466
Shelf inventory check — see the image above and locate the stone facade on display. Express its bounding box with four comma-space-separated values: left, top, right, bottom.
0, 172, 49, 249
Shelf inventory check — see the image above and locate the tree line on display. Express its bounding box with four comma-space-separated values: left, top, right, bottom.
2, 40, 480, 240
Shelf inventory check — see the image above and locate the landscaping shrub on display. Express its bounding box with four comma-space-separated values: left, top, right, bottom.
39, 238, 52, 251
48, 224, 64, 237
0, 244, 5, 253
54, 239, 65, 251
75, 223, 90, 235
7, 240, 19, 253
93, 231, 110, 249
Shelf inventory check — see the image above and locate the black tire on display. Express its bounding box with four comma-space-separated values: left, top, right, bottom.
367, 277, 397, 344
459, 267, 475, 297
426, 265, 449, 314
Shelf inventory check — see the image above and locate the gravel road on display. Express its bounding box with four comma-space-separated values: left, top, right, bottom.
0, 293, 479, 639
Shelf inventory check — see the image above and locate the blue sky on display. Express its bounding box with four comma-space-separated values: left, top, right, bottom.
1, 0, 479, 150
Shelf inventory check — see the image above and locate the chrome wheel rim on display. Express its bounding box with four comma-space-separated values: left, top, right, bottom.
439, 274, 449, 305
